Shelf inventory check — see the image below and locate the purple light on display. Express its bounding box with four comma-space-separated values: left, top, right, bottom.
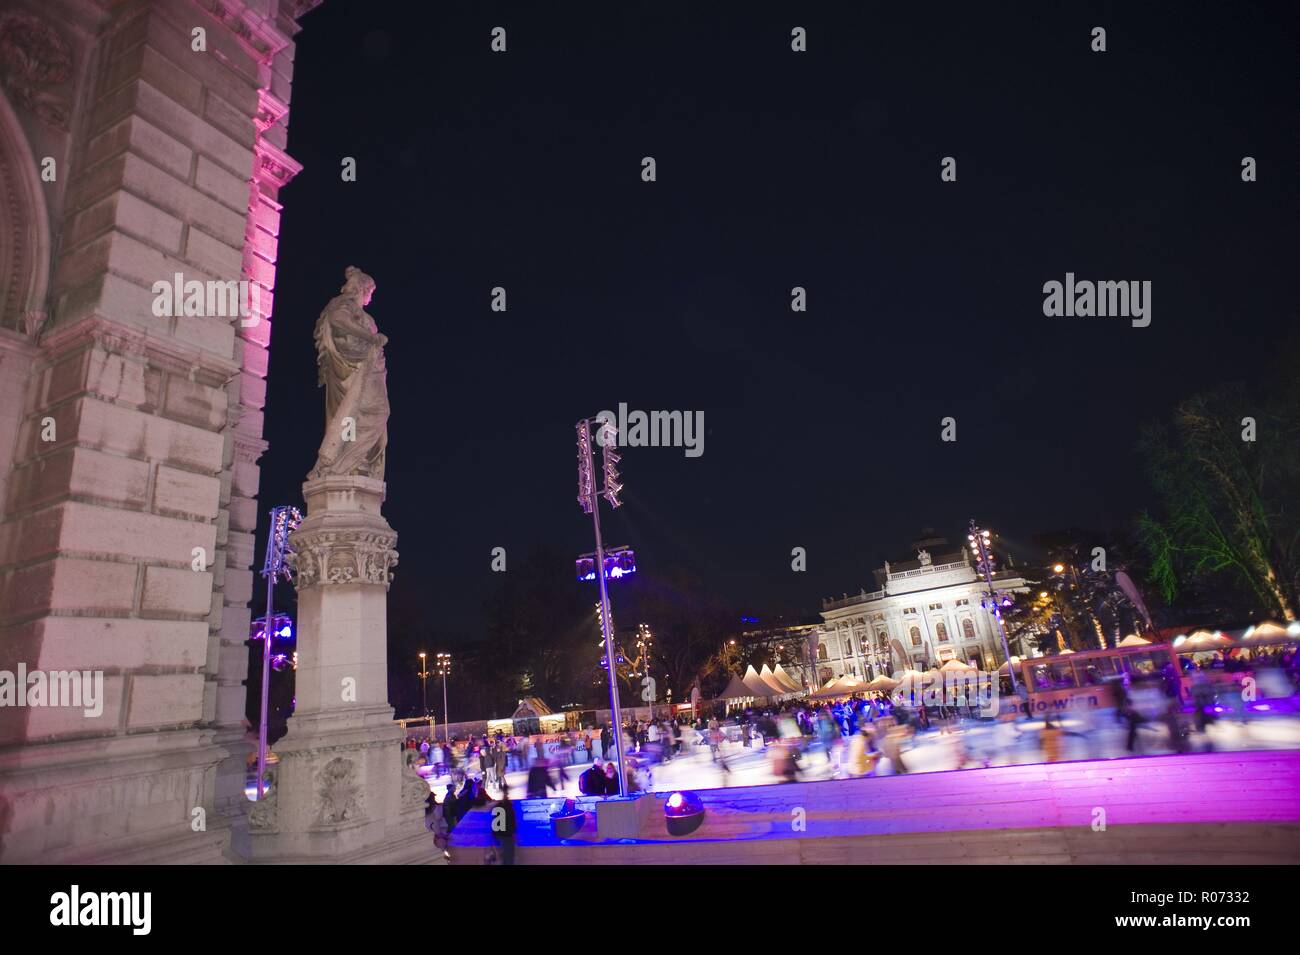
664, 791, 705, 835
575, 548, 636, 582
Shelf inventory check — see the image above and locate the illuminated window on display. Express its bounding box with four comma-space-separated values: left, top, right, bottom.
962, 618, 975, 640
909, 626, 922, 647
936, 622, 949, 642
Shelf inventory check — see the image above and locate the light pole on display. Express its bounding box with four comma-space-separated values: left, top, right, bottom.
436, 652, 451, 745
968, 520, 1020, 696
577, 415, 630, 798
255, 505, 301, 801
417, 651, 431, 727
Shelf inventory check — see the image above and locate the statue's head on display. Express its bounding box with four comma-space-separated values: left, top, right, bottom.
341, 265, 376, 306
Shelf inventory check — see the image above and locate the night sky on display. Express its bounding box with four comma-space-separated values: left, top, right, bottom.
254, 2, 1299, 642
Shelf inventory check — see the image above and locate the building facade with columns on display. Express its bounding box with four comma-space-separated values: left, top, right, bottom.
817, 532, 1030, 681
0, 0, 319, 863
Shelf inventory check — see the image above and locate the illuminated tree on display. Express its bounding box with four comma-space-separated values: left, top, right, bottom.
1137, 384, 1299, 622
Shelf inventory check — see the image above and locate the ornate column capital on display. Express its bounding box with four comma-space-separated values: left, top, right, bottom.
289, 526, 398, 590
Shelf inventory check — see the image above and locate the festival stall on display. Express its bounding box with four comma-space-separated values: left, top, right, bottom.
742, 666, 775, 698
718, 673, 758, 711
758, 664, 792, 696
773, 664, 804, 693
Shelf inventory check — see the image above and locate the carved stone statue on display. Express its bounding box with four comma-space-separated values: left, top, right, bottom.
314, 757, 362, 826
917, 549, 932, 566
309, 266, 389, 481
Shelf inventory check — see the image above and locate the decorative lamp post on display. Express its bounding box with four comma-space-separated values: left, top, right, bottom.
968, 520, 1020, 695
417, 651, 431, 728
436, 652, 451, 745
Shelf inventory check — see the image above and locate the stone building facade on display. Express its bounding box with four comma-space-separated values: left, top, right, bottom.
817, 532, 1030, 680
0, 0, 319, 863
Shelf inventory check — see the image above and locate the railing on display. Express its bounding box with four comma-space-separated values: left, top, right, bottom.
889, 560, 968, 580
822, 590, 885, 611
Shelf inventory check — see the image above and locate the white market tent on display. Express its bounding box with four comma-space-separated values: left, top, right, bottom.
1180, 629, 1232, 651
772, 664, 803, 693
891, 668, 928, 683
807, 676, 839, 698
1117, 634, 1152, 647
758, 664, 791, 696
718, 673, 756, 701
811, 675, 866, 699
1239, 621, 1293, 644
742, 666, 774, 698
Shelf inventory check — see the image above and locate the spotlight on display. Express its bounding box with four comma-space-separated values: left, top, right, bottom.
550, 798, 586, 839
664, 791, 705, 836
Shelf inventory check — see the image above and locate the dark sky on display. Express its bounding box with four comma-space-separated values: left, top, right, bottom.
254, 1, 1299, 641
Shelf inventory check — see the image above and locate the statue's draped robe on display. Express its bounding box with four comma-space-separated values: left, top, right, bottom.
310, 294, 389, 480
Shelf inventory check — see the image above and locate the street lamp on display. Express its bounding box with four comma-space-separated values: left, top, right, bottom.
417, 651, 431, 726
436, 652, 451, 745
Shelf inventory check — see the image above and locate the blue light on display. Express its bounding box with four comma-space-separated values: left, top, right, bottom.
575, 547, 637, 582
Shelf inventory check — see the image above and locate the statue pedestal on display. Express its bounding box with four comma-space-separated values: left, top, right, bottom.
246, 476, 431, 864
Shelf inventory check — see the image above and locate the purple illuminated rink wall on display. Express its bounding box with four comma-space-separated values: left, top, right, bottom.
449, 751, 1300, 864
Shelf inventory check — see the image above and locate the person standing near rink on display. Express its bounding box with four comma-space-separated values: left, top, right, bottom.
679, 720, 698, 756
491, 789, 517, 865
494, 742, 507, 790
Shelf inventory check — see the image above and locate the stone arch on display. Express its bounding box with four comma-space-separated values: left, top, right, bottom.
0, 88, 52, 338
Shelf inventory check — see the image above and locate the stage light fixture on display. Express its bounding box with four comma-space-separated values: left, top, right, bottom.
550, 798, 586, 839
664, 790, 705, 836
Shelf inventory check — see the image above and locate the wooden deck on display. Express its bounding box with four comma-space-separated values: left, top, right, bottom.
449, 749, 1300, 864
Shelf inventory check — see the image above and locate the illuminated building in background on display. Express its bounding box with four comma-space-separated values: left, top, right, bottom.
819, 530, 1030, 679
